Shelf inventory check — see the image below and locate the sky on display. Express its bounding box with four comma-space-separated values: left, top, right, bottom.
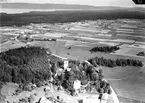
1, 0, 145, 7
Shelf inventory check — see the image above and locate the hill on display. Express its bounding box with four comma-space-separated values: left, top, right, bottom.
1, 10, 145, 26
0, 3, 123, 10
0, 47, 51, 84
1, 3, 145, 26
1, 3, 145, 11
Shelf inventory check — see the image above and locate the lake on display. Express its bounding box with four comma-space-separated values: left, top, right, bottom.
0, 8, 60, 14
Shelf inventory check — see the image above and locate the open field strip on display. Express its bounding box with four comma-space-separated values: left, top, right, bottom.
125, 48, 145, 55
117, 30, 145, 34
77, 33, 94, 36
112, 45, 145, 58
67, 35, 135, 43
122, 19, 143, 23
43, 32, 69, 38
120, 25, 137, 28
70, 26, 101, 32
113, 47, 131, 54
98, 42, 120, 46
80, 36, 108, 41
77, 33, 112, 38
0, 28, 19, 31
29, 34, 43, 38
116, 33, 145, 37
70, 28, 100, 33
97, 33, 112, 37
116, 28, 134, 32
110, 39, 134, 43
111, 52, 145, 59
99, 30, 111, 34
118, 43, 145, 49
65, 40, 88, 47
135, 29, 145, 33
1, 27, 33, 32
69, 25, 111, 33
2, 33, 19, 36
130, 44, 145, 49
116, 30, 134, 33
73, 45, 91, 47
117, 34, 145, 38
136, 41, 145, 45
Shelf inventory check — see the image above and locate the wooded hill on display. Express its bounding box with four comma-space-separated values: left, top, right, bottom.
0, 47, 51, 84
1, 9, 145, 26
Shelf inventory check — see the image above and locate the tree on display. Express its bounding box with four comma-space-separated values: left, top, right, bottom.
91, 72, 99, 81
94, 81, 100, 90
51, 63, 57, 74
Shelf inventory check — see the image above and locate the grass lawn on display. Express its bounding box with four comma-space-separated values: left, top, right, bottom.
102, 66, 145, 101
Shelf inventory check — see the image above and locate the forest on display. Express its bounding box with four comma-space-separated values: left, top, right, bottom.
0, 47, 51, 85
90, 46, 120, 53
1, 9, 145, 26
88, 56, 143, 67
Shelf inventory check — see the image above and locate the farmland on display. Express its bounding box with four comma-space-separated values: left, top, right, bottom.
0, 19, 145, 103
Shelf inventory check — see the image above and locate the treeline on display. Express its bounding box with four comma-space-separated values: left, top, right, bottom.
1, 10, 145, 26
90, 46, 119, 53
88, 57, 143, 67
0, 47, 51, 84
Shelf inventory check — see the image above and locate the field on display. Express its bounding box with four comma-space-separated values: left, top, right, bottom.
0, 34, 16, 44
112, 45, 145, 59
102, 66, 145, 102
0, 40, 26, 52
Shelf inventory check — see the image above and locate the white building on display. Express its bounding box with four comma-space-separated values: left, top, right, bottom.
38, 97, 52, 103
73, 80, 81, 90
64, 60, 69, 70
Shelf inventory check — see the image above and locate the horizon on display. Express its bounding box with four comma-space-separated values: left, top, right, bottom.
1, 0, 145, 8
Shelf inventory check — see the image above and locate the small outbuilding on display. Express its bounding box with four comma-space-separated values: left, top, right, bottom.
38, 97, 52, 103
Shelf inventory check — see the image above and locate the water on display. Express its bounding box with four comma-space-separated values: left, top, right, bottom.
0, 8, 80, 14
0, 8, 56, 14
